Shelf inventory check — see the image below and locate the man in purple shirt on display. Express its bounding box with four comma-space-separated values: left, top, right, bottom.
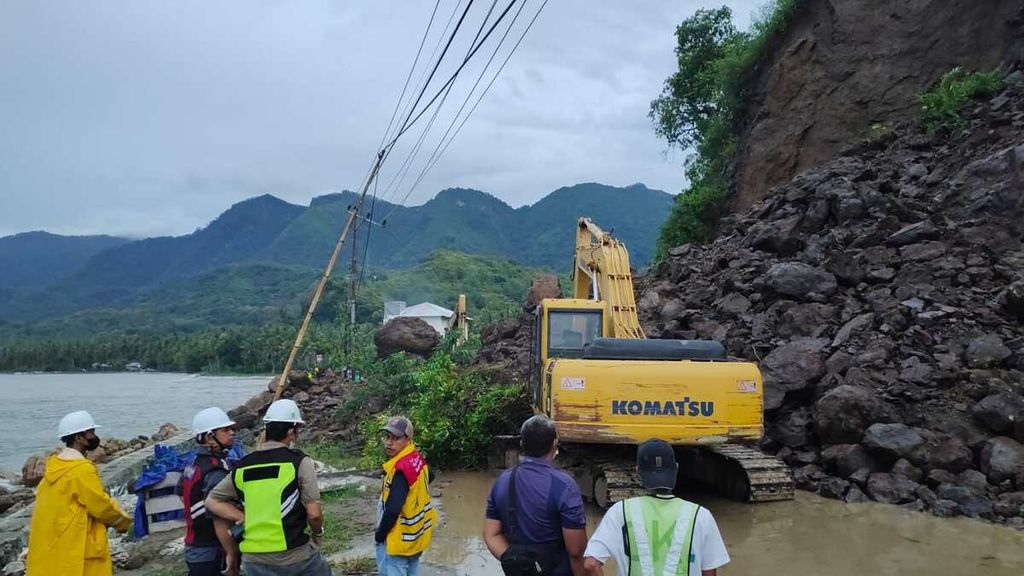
483, 415, 588, 575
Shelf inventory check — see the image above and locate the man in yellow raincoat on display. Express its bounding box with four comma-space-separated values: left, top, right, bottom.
26, 410, 132, 576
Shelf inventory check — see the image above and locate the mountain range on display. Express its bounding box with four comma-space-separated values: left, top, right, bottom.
0, 182, 672, 325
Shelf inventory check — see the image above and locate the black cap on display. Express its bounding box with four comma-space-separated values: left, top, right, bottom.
637, 439, 677, 491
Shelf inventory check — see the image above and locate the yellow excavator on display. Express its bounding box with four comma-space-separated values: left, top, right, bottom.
529, 218, 793, 507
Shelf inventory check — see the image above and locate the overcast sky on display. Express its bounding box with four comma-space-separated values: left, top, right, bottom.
1, 1, 761, 238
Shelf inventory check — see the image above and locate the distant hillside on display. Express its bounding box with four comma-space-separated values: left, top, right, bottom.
0, 183, 671, 323
0, 231, 128, 302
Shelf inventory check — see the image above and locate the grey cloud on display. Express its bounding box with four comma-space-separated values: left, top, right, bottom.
0, 0, 762, 237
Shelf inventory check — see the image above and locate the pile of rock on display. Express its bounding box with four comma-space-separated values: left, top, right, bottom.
639, 78, 1024, 525
228, 371, 366, 449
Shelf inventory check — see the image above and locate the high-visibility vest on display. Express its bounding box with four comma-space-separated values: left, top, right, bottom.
232, 447, 309, 554
623, 496, 701, 576
380, 443, 437, 556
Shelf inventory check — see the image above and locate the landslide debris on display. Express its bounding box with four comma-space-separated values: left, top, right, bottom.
639, 79, 1024, 526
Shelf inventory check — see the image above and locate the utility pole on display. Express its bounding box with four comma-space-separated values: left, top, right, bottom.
344, 219, 361, 368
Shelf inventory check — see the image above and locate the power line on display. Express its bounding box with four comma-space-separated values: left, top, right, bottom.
384, 0, 548, 220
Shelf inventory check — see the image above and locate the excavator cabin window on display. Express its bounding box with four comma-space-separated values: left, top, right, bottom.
547, 310, 603, 359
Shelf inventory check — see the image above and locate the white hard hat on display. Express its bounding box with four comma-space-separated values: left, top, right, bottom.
58, 410, 101, 440
192, 407, 236, 436
263, 399, 305, 424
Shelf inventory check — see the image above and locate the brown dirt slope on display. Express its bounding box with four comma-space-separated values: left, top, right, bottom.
733, 0, 1024, 212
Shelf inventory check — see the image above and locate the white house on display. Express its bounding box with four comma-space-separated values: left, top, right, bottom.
383, 301, 455, 336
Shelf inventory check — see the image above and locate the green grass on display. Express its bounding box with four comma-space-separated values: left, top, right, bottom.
305, 440, 364, 470
319, 505, 360, 556
333, 557, 377, 574
920, 68, 1004, 133
321, 484, 365, 504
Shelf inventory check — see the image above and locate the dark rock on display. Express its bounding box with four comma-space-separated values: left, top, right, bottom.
891, 458, 924, 483
749, 215, 805, 255
916, 485, 938, 507
866, 473, 919, 504
971, 392, 1024, 435
818, 476, 851, 500
887, 221, 939, 246
923, 434, 973, 473
778, 304, 835, 337
21, 454, 50, 488
955, 469, 991, 494
863, 423, 926, 464
1007, 281, 1024, 318
825, 251, 865, 285
821, 444, 878, 477
769, 407, 814, 448
849, 467, 872, 486
832, 313, 874, 347
826, 350, 852, 375
763, 263, 838, 298
845, 485, 871, 503
816, 385, 893, 445
374, 317, 441, 358
714, 293, 752, 316
979, 437, 1024, 485
932, 499, 960, 518
792, 464, 824, 490
900, 241, 947, 261
926, 469, 956, 488
993, 492, 1024, 517
965, 334, 1013, 368
762, 341, 827, 410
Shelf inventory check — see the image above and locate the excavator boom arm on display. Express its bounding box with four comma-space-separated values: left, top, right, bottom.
573, 218, 645, 339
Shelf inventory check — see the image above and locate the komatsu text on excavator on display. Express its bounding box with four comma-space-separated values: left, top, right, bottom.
529, 217, 794, 507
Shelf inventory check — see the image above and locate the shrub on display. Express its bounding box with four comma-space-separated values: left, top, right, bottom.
920, 68, 1004, 134
651, 1, 807, 256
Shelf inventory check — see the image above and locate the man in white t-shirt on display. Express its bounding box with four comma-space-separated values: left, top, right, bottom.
583, 439, 730, 576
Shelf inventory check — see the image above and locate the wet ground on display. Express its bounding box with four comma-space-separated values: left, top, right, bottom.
426, 471, 1024, 576
118, 469, 1024, 575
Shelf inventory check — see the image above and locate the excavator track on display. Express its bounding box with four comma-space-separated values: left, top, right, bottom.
557, 443, 793, 508
704, 444, 794, 503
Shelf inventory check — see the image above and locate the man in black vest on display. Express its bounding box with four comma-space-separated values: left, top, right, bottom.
205, 399, 332, 576
181, 407, 239, 576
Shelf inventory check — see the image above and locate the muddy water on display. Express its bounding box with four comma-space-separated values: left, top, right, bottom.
429, 471, 1024, 575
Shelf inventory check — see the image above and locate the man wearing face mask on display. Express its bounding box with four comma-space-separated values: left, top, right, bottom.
205, 399, 332, 576
181, 407, 240, 576
26, 410, 132, 576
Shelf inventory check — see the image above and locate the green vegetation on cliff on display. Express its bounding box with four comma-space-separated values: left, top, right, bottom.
920, 68, 1004, 134
650, 0, 806, 255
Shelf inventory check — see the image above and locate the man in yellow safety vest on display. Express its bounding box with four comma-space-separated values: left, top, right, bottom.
376, 416, 437, 576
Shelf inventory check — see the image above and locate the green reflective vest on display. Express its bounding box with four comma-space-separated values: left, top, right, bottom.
623, 496, 700, 576
232, 447, 309, 554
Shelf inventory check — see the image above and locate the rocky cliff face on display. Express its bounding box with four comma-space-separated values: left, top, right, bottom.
639, 80, 1024, 525
733, 0, 1024, 212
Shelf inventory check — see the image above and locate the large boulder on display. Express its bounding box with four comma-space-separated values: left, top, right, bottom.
524, 276, 562, 310
816, 385, 892, 445
761, 341, 827, 410
979, 437, 1024, 485
964, 334, 1012, 369
768, 407, 814, 448
374, 317, 442, 359
763, 263, 838, 298
862, 423, 926, 465
820, 444, 878, 477
923, 434, 973, 473
866, 473, 919, 504
971, 392, 1024, 435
